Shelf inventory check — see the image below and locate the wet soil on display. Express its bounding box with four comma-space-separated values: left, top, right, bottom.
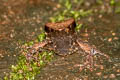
36, 14, 120, 80
0, 0, 58, 78
0, 0, 120, 79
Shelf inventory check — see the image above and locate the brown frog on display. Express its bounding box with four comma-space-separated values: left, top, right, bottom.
45, 18, 78, 56
27, 18, 110, 58
45, 18, 110, 57
25, 18, 111, 71
25, 18, 77, 57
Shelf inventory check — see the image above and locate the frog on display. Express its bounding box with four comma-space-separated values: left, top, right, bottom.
24, 18, 77, 57
44, 18, 79, 56
26, 18, 110, 58
24, 18, 111, 71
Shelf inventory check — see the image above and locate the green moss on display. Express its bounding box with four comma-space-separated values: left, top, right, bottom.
4, 51, 54, 80
115, 1, 120, 13
50, 0, 92, 32
96, 0, 103, 5
4, 32, 54, 80
110, 0, 116, 6
37, 32, 46, 42
75, 23, 83, 32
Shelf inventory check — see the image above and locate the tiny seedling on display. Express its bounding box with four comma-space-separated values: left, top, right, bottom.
75, 23, 83, 32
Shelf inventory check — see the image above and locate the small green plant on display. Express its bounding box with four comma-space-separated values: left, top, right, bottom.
109, 0, 120, 14
74, 0, 79, 3
65, 0, 72, 10
37, 32, 46, 42
50, 13, 65, 22
75, 23, 83, 32
70, 9, 92, 19
50, 0, 92, 33
110, 0, 116, 6
115, 7, 120, 13
4, 51, 54, 80
114, 1, 120, 13
96, 0, 103, 5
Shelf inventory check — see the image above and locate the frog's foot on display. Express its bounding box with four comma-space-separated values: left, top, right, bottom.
79, 54, 94, 71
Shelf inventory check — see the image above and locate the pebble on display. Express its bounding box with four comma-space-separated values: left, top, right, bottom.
98, 14, 103, 18
100, 65, 104, 70
83, 76, 89, 80
7, 55, 10, 57
116, 74, 120, 76
108, 38, 112, 42
109, 74, 116, 79
56, 4, 61, 8
96, 72, 102, 76
88, 17, 93, 22
85, 2, 91, 7
75, 47, 78, 50
116, 69, 120, 72
112, 33, 116, 36
94, 9, 98, 13
13, 54, 16, 57
104, 75, 108, 79
82, 33, 89, 37
114, 37, 119, 40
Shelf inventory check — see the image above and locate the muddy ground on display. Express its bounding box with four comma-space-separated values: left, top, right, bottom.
0, 0, 120, 79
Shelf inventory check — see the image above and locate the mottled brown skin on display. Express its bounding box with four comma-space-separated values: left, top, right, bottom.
27, 40, 51, 54
44, 18, 77, 56
49, 34, 78, 56
76, 38, 110, 58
